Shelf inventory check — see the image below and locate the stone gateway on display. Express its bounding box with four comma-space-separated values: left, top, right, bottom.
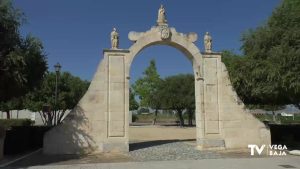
43, 5, 270, 154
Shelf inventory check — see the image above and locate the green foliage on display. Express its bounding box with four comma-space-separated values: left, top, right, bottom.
129, 88, 139, 111
132, 114, 138, 122
25, 72, 89, 112
0, 97, 23, 112
133, 59, 195, 126
160, 74, 195, 126
160, 74, 194, 110
0, 0, 47, 107
137, 107, 149, 114
133, 60, 162, 124
133, 60, 162, 109
24, 72, 89, 125
222, 50, 285, 110
223, 0, 300, 109
0, 0, 23, 55
0, 119, 33, 129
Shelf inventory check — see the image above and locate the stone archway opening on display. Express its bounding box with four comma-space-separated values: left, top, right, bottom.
43, 5, 270, 155
128, 44, 197, 151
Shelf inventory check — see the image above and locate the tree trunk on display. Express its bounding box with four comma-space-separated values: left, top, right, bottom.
177, 110, 184, 127
53, 110, 57, 126
6, 111, 10, 119
295, 104, 300, 110
47, 112, 53, 126
188, 110, 193, 126
152, 109, 158, 125
272, 111, 276, 122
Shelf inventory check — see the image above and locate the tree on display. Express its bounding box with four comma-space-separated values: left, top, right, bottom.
133, 60, 162, 125
129, 88, 139, 111
223, 0, 300, 110
160, 74, 195, 127
0, 0, 47, 118
222, 50, 285, 112
0, 97, 23, 119
24, 72, 89, 126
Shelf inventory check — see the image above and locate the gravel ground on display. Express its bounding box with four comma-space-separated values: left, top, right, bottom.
129, 141, 223, 161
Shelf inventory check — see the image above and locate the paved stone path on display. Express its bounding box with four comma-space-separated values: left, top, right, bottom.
25, 157, 300, 169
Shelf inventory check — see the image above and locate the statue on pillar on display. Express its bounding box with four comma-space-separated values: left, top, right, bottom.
111, 28, 119, 49
157, 4, 167, 25
204, 32, 212, 53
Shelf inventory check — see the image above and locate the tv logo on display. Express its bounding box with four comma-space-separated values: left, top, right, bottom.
248, 144, 287, 156
248, 144, 265, 155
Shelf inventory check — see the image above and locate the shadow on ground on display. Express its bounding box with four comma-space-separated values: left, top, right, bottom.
2, 139, 273, 168
3, 149, 132, 169
3, 140, 196, 168
129, 139, 196, 151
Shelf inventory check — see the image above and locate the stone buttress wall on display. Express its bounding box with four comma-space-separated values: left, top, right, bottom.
43, 57, 106, 154
43, 50, 129, 154
219, 60, 271, 148
202, 53, 271, 149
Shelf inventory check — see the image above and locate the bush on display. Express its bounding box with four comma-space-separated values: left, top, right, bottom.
4, 126, 51, 155
0, 126, 5, 138
137, 107, 149, 114
0, 119, 33, 129
254, 114, 300, 124
269, 124, 300, 149
132, 114, 138, 122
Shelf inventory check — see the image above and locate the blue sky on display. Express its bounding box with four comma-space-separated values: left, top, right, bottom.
14, 0, 281, 82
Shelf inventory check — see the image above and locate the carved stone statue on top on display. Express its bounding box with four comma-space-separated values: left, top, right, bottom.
204, 32, 212, 53
157, 4, 167, 25
111, 28, 119, 49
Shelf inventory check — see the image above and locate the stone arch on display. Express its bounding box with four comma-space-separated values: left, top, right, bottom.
124, 26, 206, 149
43, 25, 271, 154
126, 27, 202, 67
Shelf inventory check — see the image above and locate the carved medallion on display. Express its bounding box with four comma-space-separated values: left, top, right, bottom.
161, 27, 170, 40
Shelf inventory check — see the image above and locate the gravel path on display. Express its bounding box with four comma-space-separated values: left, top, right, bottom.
129, 141, 223, 161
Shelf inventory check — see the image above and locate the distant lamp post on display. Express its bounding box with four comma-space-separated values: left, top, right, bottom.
54, 62, 61, 116
54, 62, 61, 73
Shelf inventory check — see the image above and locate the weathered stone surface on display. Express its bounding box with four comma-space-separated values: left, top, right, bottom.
43, 13, 270, 154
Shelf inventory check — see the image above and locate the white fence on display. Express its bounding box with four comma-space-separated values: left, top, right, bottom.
0, 110, 70, 125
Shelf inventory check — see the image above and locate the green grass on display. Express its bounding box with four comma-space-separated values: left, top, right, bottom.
133, 112, 196, 123
134, 112, 300, 124
134, 113, 178, 122
254, 114, 300, 124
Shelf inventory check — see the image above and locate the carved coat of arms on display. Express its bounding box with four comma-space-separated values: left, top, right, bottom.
161, 27, 170, 40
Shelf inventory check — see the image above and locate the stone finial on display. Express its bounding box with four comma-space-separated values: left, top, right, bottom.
111, 27, 119, 49
157, 4, 167, 25
204, 32, 212, 53
187, 32, 198, 43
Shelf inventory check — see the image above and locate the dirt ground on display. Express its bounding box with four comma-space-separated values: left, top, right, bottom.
129, 125, 196, 141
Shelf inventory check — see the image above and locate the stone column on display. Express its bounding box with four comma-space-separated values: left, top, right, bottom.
102, 49, 130, 152
198, 52, 225, 150
193, 61, 205, 149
